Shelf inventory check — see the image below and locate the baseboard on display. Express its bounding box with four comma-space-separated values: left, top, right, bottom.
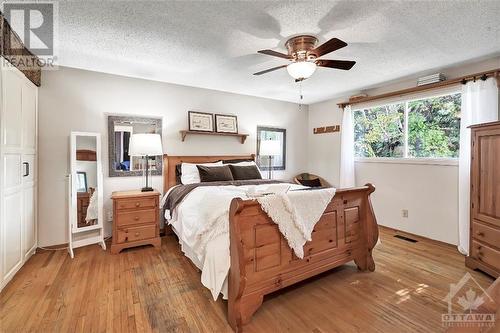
37, 243, 69, 250
379, 225, 457, 250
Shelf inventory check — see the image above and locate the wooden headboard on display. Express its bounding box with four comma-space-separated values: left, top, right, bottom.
163, 154, 255, 193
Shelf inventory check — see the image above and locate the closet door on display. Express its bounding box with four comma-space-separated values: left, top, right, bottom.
0, 67, 27, 283
472, 127, 500, 227
2, 155, 23, 281
22, 81, 37, 258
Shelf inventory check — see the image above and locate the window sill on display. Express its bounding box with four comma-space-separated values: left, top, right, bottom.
355, 157, 458, 166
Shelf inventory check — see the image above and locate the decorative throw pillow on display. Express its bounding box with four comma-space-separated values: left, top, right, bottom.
298, 178, 322, 187
222, 158, 255, 164
181, 161, 222, 184
229, 164, 262, 180
196, 165, 234, 182
226, 161, 263, 178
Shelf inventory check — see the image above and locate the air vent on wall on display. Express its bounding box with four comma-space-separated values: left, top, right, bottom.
417, 73, 446, 86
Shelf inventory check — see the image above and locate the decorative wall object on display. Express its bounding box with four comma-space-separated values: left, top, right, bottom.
313, 125, 341, 134
215, 114, 238, 134
0, 14, 41, 86
256, 126, 286, 171
108, 115, 162, 177
188, 111, 214, 132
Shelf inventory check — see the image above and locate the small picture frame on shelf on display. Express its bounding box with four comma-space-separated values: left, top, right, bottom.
215, 114, 238, 134
188, 111, 214, 132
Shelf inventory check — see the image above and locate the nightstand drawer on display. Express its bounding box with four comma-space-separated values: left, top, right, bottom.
116, 209, 156, 226
472, 221, 500, 247
117, 225, 156, 243
116, 197, 156, 211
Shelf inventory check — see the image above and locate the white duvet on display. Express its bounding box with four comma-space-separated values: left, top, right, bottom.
165, 183, 306, 300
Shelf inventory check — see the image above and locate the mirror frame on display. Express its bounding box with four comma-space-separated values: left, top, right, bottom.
70, 131, 104, 233
107, 115, 163, 177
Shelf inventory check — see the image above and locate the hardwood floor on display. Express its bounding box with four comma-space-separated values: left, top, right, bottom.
0, 227, 494, 333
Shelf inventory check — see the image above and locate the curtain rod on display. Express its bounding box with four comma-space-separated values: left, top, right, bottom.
338, 68, 500, 109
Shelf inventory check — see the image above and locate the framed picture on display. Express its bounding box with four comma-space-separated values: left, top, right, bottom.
188, 111, 214, 132
76, 171, 88, 192
215, 114, 238, 134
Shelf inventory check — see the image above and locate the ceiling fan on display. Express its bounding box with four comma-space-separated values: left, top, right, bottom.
254, 35, 356, 81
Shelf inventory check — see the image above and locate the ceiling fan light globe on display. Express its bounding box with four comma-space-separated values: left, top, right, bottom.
287, 61, 317, 80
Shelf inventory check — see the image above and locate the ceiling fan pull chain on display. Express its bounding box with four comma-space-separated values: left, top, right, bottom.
298, 81, 304, 111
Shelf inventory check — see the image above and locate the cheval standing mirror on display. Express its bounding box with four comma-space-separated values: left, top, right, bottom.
68, 132, 106, 258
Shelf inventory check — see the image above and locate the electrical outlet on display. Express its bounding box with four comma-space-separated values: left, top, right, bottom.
402, 209, 409, 218
107, 210, 113, 222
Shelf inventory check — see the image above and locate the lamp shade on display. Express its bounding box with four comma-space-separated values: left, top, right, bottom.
259, 140, 281, 156
129, 133, 163, 156
287, 61, 317, 80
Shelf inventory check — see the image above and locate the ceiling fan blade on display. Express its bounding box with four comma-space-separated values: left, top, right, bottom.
311, 38, 347, 57
253, 65, 288, 76
257, 49, 291, 59
315, 59, 356, 70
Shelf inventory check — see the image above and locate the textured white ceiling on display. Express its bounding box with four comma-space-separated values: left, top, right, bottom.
48, 1, 500, 103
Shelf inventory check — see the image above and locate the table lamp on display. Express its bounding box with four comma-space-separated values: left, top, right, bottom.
259, 139, 281, 179
129, 133, 163, 192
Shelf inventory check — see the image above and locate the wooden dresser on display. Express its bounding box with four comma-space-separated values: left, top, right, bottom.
77, 192, 90, 227
111, 190, 161, 254
466, 121, 500, 278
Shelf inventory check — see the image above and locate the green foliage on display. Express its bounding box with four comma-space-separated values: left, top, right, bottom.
354, 93, 461, 158
408, 93, 461, 158
354, 103, 405, 157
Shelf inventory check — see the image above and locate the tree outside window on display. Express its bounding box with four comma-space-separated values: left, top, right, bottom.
354, 93, 461, 159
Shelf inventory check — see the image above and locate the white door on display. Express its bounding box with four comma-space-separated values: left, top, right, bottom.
0, 64, 37, 286
21, 81, 37, 259
1, 154, 23, 281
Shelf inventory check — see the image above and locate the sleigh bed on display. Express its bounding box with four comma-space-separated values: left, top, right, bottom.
163, 154, 378, 332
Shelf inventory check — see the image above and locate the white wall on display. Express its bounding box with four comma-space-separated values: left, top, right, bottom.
38, 67, 308, 247
308, 56, 500, 245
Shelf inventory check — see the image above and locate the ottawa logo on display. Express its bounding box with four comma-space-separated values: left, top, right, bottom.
442, 272, 496, 328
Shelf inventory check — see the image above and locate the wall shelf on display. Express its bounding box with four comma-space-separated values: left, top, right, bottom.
180, 130, 248, 144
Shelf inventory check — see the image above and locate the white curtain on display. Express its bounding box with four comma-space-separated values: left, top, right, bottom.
340, 105, 355, 188
458, 78, 499, 255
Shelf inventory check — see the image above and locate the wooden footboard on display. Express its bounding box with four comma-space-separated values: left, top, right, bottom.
227, 184, 378, 332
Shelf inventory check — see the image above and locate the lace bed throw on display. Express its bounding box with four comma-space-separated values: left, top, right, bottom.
257, 188, 336, 258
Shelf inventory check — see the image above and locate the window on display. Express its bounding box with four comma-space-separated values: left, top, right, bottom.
256, 126, 286, 170
354, 92, 461, 159
354, 102, 405, 158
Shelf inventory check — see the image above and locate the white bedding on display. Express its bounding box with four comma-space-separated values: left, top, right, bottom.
164, 183, 306, 300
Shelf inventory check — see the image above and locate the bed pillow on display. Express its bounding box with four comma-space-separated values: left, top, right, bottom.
196, 165, 234, 182
181, 161, 223, 184
222, 158, 255, 164
297, 178, 322, 188
229, 164, 262, 180
226, 160, 263, 178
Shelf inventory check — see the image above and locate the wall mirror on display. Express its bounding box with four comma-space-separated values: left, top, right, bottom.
68, 132, 105, 258
108, 115, 162, 177
256, 126, 286, 171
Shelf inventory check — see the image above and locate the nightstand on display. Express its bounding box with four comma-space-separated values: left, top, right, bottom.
110, 190, 161, 254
